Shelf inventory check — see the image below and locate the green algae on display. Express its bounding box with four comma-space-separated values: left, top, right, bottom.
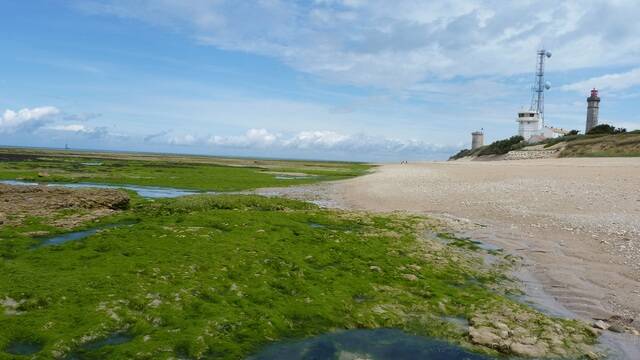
0, 195, 595, 359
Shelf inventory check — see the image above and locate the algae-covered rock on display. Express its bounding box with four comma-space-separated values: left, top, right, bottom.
469, 302, 597, 358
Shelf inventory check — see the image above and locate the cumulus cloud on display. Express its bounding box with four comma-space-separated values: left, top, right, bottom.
168, 134, 198, 146
204, 128, 451, 155
77, 1, 640, 88
47, 123, 109, 139
561, 68, 640, 93
0, 106, 61, 133
209, 128, 279, 148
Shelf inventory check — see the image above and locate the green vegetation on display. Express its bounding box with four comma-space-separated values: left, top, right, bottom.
449, 136, 525, 160
448, 149, 473, 161
0, 148, 371, 191
450, 126, 640, 160
476, 136, 525, 156
559, 131, 640, 157
586, 124, 627, 135
0, 149, 598, 358
0, 194, 595, 359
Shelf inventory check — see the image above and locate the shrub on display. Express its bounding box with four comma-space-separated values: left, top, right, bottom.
448, 149, 472, 161
477, 135, 525, 156
587, 124, 626, 135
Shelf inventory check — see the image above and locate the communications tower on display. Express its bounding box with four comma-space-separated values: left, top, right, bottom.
530, 49, 552, 127
517, 49, 552, 140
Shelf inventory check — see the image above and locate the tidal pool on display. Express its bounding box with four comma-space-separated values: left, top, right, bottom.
5, 341, 43, 356
248, 329, 492, 360
0, 180, 199, 198
66, 333, 133, 359
33, 221, 137, 248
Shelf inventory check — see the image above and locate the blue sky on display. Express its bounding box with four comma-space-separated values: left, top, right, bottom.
1, 1, 639, 161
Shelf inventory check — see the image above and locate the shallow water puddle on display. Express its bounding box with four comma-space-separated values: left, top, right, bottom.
248, 329, 492, 360
33, 221, 137, 248
82, 333, 133, 350
0, 180, 199, 198
5, 341, 43, 356
65, 333, 133, 359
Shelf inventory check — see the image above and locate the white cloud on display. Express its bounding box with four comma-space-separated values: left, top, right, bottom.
561, 68, 640, 93
168, 134, 198, 145
202, 128, 452, 155
78, 1, 640, 88
47, 123, 109, 138
209, 128, 279, 148
0, 106, 61, 133
49, 124, 89, 132
284, 131, 350, 149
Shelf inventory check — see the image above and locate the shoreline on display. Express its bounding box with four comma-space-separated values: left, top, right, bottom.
255, 158, 640, 358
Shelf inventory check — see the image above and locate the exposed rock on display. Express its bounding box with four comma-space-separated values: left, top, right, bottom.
1, 296, 24, 315
0, 184, 130, 228
608, 324, 626, 333
510, 342, 549, 357
401, 274, 418, 281
469, 304, 596, 358
469, 326, 502, 347
585, 351, 600, 360
592, 320, 609, 330
369, 266, 382, 272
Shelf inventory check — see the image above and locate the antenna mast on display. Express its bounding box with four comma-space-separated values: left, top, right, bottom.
530, 49, 552, 127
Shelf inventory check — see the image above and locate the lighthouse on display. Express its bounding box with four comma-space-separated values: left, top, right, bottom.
586, 88, 600, 133
471, 130, 484, 150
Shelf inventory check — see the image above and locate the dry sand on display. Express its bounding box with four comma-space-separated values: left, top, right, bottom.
258, 157, 640, 355
335, 158, 640, 321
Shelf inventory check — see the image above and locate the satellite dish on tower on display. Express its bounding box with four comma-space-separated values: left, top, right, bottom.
545, 81, 551, 90
546, 51, 552, 58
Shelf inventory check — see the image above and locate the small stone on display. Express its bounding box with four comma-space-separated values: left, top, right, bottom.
509, 342, 548, 357
519, 336, 538, 345
585, 351, 600, 360
369, 266, 382, 272
402, 274, 418, 281
608, 324, 625, 333
592, 320, 609, 330
469, 326, 502, 347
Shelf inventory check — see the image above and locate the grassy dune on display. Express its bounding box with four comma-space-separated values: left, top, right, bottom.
557, 132, 640, 157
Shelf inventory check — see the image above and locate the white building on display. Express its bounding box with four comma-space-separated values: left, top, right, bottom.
517, 110, 542, 140
517, 110, 569, 142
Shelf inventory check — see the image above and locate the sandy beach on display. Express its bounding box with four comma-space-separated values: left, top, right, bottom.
334, 158, 640, 319
259, 157, 640, 355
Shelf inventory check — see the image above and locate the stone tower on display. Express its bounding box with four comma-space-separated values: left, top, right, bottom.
471, 130, 484, 150
586, 88, 600, 133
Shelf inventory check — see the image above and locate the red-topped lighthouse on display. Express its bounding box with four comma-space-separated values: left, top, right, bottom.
586, 88, 600, 133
